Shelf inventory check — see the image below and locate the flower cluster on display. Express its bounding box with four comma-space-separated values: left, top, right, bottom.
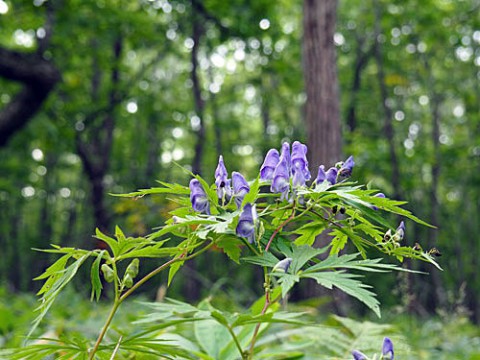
189, 142, 355, 244
189, 155, 256, 243
352, 337, 394, 360
260, 141, 354, 201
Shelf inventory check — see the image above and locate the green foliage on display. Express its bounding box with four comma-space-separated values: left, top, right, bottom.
8, 154, 442, 359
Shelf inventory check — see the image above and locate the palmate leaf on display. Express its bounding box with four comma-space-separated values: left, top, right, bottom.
29, 253, 91, 339
215, 235, 243, 264
303, 271, 381, 317
292, 222, 326, 246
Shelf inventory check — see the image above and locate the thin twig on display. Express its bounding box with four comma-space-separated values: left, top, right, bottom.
109, 335, 123, 360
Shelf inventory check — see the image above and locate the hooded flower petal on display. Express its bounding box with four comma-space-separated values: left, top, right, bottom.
236, 203, 256, 243
232, 171, 250, 208
351, 350, 368, 360
325, 167, 338, 185
280, 142, 291, 175
189, 179, 210, 214
339, 155, 355, 178
315, 165, 327, 184
291, 141, 311, 187
271, 155, 290, 201
393, 221, 405, 242
260, 149, 280, 181
382, 337, 394, 360
215, 155, 232, 202
273, 257, 293, 273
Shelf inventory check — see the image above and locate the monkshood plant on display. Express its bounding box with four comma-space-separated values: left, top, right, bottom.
14, 141, 441, 359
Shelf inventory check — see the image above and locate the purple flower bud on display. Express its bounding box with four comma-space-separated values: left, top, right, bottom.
371, 192, 386, 211
271, 156, 290, 201
325, 167, 338, 185
236, 203, 256, 243
260, 149, 280, 181
291, 141, 311, 187
393, 221, 405, 242
189, 179, 210, 215
339, 155, 355, 178
215, 155, 232, 202
315, 165, 326, 184
232, 171, 250, 208
273, 257, 293, 273
280, 142, 291, 175
382, 337, 394, 359
352, 350, 367, 360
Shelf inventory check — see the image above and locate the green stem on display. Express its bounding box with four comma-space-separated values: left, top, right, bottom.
265, 207, 296, 252
88, 300, 120, 360
88, 241, 214, 359
226, 325, 246, 359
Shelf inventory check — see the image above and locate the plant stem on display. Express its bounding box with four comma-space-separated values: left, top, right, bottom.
88, 300, 120, 360
226, 325, 246, 359
247, 286, 271, 358
265, 207, 296, 252
88, 241, 214, 359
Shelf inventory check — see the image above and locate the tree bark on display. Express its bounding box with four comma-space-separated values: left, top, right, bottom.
302, 0, 347, 312
303, 0, 342, 169
76, 37, 123, 238
0, 48, 61, 147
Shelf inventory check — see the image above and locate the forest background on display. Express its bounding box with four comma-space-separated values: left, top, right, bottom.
1, 0, 480, 356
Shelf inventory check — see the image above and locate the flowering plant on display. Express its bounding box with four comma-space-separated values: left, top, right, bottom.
11, 141, 440, 359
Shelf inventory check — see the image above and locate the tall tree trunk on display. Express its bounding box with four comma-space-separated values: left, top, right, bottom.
76, 37, 123, 240
302, 0, 347, 313
303, 0, 342, 169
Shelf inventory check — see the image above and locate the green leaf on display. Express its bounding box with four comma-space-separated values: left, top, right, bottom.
302, 271, 381, 317
293, 222, 326, 246
276, 273, 300, 298
29, 253, 91, 338
216, 235, 242, 264
329, 229, 349, 255
290, 245, 330, 273
242, 176, 260, 206
90, 250, 105, 301
168, 260, 184, 287
94, 228, 119, 256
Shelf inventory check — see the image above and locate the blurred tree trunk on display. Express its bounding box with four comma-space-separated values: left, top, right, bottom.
302, 0, 347, 313
303, 0, 342, 169
0, 1, 60, 147
76, 37, 123, 240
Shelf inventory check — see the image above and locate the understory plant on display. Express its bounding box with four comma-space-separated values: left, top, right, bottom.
8, 141, 441, 359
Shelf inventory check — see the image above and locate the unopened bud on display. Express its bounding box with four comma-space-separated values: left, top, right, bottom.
125, 258, 139, 278
272, 257, 293, 273
101, 264, 115, 283
123, 273, 134, 288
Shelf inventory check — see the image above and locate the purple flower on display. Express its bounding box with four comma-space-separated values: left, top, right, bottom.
325, 167, 338, 185
351, 350, 367, 360
371, 192, 385, 211
189, 179, 210, 215
339, 155, 355, 178
291, 141, 311, 187
280, 142, 291, 175
382, 337, 394, 360
393, 221, 405, 242
271, 155, 290, 201
315, 165, 327, 184
273, 257, 293, 273
232, 171, 250, 208
236, 203, 256, 243
260, 149, 280, 181
215, 155, 232, 203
